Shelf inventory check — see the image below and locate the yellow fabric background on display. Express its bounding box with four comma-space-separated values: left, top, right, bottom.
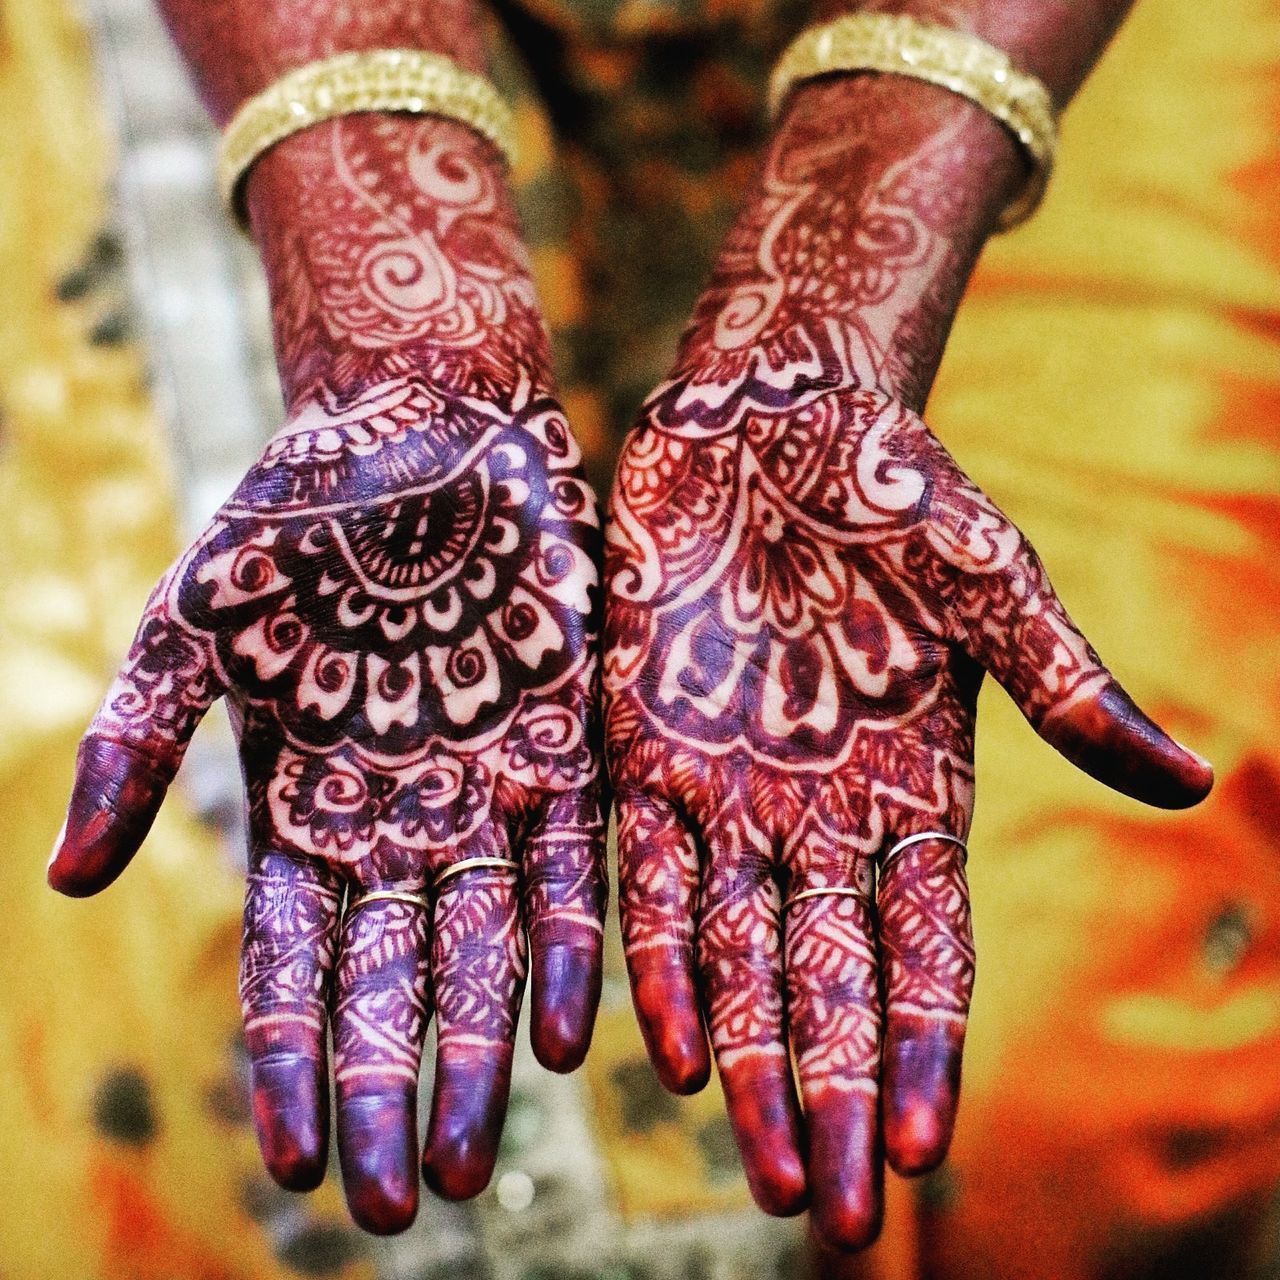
1, 0, 1276, 1276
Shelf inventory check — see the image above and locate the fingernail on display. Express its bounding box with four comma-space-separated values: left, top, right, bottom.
47, 819, 67, 870
1174, 739, 1213, 772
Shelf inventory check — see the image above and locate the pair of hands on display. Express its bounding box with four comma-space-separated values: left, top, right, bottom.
49, 95, 1210, 1250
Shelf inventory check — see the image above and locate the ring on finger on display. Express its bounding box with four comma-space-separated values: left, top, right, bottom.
783, 885, 871, 913
434, 855, 521, 890
345, 887, 429, 918
881, 830, 968, 874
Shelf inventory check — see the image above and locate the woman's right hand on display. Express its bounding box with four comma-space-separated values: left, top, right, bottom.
50, 114, 606, 1235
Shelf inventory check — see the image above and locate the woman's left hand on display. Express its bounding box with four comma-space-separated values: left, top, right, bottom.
604, 363, 1211, 1250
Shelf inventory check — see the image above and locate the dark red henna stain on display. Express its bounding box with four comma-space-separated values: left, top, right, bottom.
878, 839, 973, 1176
524, 791, 609, 1072
49, 737, 178, 897
604, 68, 1210, 1253
52, 0, 606, 1229
616, 795, 710, 1094
240, 852, 341, 1191
1040, 681, 1214, 809
422, 864, 524, 1200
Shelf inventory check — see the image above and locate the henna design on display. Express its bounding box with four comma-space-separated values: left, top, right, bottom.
258, 118, 551, 409
605, 74, 1211, 1252
52, 107, 606, 1235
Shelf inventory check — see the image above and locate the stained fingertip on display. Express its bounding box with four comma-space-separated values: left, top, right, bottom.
531, 943, 602, 1074
251, 1054, 328, 1191
806, 1091, 882, 1251
1041, 681, 1213, 809
882, 1019, 963, 1177
632, 964, 710, 1095
338, 1090, 419, 1234
422, 1059, 508, 1200
48, 736, 171, 897
722, 1059, 809, 1217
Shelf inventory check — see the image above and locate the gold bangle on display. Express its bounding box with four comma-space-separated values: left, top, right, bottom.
767, 14, 1057, 231
217, 49, 518, 225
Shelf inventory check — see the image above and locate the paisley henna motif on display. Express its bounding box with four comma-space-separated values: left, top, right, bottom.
50, 98, 606, 1235
605, 72, 1212, 1252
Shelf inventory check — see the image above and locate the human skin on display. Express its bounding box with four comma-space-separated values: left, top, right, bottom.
47, 0, 607, 1236
604, 0, 1214, 1252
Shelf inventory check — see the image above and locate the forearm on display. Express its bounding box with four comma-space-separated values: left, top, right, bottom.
245, 114, 549, 410
154, 0, 487, 123
673, 0, 1135, 412
823, 0, 1135, 104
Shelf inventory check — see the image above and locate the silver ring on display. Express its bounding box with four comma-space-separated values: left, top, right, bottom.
433, 856, 520, 889
881, 831, 968, 873
783, 885, 871, 913
345, 888, 429, 918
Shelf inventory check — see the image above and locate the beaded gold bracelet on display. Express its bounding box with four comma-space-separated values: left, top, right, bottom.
216, 48, 518, 225
767, 14, 1057, 231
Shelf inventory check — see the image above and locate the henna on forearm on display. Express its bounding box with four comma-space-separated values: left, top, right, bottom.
672, 73, 1021, 411
681, 0, 1139, 413
248, 112, 551, 410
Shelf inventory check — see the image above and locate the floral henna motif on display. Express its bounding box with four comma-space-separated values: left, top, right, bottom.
605, 74, 1212, 1252
51, 108, 606, 1235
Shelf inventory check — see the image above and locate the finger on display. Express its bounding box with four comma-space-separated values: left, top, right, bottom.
240, 851, 342, 1192
331, 884, 432, 1234
699, 811, 807, 1217
783, 846, 882, 1251
523, 790, 607, 1073
616, 792, 709, 1094
877, 835, 973, 1177
948, 527, 1212, 808
421, 840, 525, 1200
49, 582, 219, 896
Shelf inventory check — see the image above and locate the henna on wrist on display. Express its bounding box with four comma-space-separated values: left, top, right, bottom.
245, 111, 550, 411
674, 72, 1021, 411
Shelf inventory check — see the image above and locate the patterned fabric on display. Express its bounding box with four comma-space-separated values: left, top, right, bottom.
1, 0, 1277, 1276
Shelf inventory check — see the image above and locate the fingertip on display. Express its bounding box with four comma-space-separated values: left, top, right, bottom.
48, 737, 170, 897
338, 1092, 419, 1234
530, 944, 601, 1074
421, 1060, 508, 1201
881, 1021, 963, 1177
806, 1090, 881, 1251
251, 1055, 329, 1192
812, 1196, 885, 1254
631, 966, 711, 1095
722, 1059, 809, 1217
1041, 681, 1214, 810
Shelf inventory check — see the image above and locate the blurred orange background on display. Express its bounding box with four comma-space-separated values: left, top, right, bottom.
1, 0, 1277, 1277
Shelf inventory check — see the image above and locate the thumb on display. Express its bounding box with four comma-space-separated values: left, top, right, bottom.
49, 572, 221, 896
945, 519, 1212, 810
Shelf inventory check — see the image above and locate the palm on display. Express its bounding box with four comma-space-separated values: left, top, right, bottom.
604, 368, 1210, 1246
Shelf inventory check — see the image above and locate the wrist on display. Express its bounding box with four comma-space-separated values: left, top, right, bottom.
244, 113, 552, 413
